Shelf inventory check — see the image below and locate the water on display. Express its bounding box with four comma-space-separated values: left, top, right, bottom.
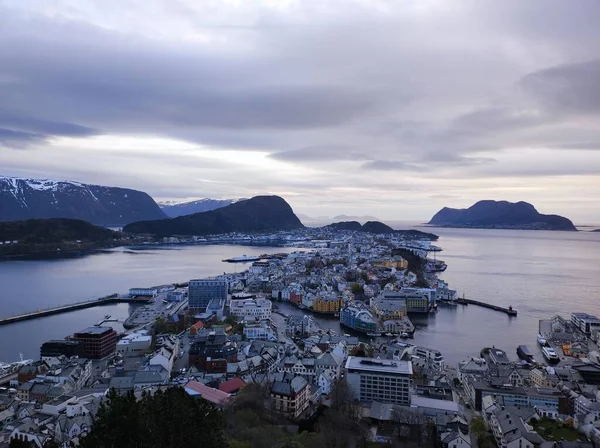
0, 244, 292, 361
0, 230, 599, 365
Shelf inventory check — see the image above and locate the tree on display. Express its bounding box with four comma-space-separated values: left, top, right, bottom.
79, 387, 226, 448
350, 283, 363, 295
471, 416, 487, 438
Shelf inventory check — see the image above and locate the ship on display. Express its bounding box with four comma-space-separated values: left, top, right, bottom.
367, 332, 382, 337
517, 345, 535, 363
426, 260, 447, 273
542, 346, 560, 365
222, 255, 261, 263
537, 334, 547, 346
0, 354, 34, 378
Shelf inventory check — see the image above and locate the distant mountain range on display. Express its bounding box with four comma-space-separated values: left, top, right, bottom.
0, 176, 165, 226
125, 195, 304, 236
297, 213, 381, 225
428, 200, 576, 231
0, 218, 119, 245
159, 198, 247, 218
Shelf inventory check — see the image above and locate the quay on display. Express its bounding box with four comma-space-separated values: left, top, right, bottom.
456, 297, 517, 316
0, 294, 152, 326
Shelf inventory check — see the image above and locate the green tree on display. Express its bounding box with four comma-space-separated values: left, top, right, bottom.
350, 283, 363, 295
471, 416, 487, 438
79, 387, 226, 448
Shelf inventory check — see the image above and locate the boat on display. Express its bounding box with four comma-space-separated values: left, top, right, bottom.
385, 333, 394, 337
426, 260, 447, 273
222, 255, 261, 263
517, 345, 535, 363
542, 346, 560, 365
104, 314, 111, 320
537, 334, 547, 346
400, 332, 410, 338
367, 332, 382, 337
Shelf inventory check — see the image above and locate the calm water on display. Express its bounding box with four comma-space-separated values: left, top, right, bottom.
0, 229, 599, 365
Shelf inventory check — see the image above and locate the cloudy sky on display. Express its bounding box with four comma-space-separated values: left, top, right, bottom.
1, 0, 600, 222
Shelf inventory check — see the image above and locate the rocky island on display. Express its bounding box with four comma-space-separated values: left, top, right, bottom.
428, 200, 577, 231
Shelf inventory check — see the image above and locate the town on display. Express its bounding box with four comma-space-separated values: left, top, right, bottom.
0, 229, 599, 448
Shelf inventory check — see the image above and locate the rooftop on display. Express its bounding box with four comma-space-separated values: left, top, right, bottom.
185, 381, 231, 406
74, 327, 114, 336
345, 356, 413, 375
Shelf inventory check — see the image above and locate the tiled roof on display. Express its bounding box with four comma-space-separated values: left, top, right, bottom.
184, 381, 231, 406
219, 378, 246, 393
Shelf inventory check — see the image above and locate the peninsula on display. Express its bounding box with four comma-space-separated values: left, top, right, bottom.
428, 200, 577, 231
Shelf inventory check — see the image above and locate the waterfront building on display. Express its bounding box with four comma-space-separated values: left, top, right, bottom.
372, 256, 408, 270
312, 295, 343, 314
370, 295, 407, 320
345, 356, 412, 405
378, 291, 430, 313
166, 290, 185, 302
40, 340, 82, 360
229, 298, 272, 323
340, 303, 377, 333
71, 327, 117, 359
270, 373, 310, 419
411, 346, 445, 370
571, 313, 600, 335
188, 278, 228, 312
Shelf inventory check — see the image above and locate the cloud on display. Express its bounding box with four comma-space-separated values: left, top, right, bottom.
0, 1, 599, 221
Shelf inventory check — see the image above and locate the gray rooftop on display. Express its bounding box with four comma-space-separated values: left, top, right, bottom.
345, 356, 412, 375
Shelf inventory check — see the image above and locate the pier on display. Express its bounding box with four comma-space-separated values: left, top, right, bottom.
0, 294, 152, 326
456, 297, 517, 316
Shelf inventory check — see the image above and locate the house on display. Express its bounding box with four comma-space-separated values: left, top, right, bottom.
440, 429, 471, 448
489, 408, 545, 448
149, 346, 177, 374
270, 373, 310, 420
184, 381, 231, 407
8, 421, 52, 447
219, 378, 246, 395
317, 370, 336, 395
133, 365, 170, 389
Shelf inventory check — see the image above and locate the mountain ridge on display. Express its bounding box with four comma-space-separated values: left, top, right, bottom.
428, 200, 576, 231
124, 195, 304, 236
0, 176, 166, 226
159, 198, 247, 217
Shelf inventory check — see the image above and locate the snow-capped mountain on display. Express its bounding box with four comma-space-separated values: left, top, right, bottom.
0, 176, 166, 226
159, 198, 247, 218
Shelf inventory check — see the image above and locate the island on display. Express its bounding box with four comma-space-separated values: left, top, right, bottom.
324, 220, 438, 240
428, 200, 577, 231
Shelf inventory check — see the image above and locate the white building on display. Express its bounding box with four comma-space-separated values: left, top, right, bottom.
345, 356, 412, 405
244, 323, 277, 341
229, 298, 272, 323
116, 332, 152, 358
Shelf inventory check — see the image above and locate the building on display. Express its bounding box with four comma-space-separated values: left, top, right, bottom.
412, 346, 445, 370
166, 291, 185, 302
244, 322, 277, 341
312, 295, 343, 314
530, 368, 559, 389
340, 303, 377, 333
370, 296, 407, 320
489, 408, 545, 448
188, 329, 238, 373
185, 381, 231, 407
286, 315, 314, 338
229, 298, 272, 323
115, 332, 152, 358
372, 257, 408, 270
571, 313, 600, 335
465, 380, 565, 412
270, 373, 310, 419
188, 278, 228, 312
378, 291, 429, 313
345, 356, 412, 405
40, 340, 82, 360
71, 327, 117, 359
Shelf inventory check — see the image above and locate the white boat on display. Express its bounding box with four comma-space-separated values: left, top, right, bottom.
401, 332, 410, 338
222, 255, 261, 263
366, 332, 382, 337
537, 334, 547, 346
542, 346, 560, 365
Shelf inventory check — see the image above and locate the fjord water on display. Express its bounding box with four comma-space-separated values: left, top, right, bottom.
0, 229, 599, 364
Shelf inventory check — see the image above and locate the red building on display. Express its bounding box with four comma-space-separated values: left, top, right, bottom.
72, 327, 117, 359
290, 292, 303, 305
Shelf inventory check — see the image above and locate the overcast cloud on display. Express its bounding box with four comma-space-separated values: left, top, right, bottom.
1, 0, 599, 222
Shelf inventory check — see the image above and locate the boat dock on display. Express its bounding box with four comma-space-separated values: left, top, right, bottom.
0, 294, 152, 326
456, 297, 517, 316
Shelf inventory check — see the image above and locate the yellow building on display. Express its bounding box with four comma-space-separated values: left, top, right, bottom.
312, 296, 343, 314
370, 297, 407, 320
372, 256, 408, 270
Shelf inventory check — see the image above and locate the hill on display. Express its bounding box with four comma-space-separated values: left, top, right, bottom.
324, 221, 438, 240
159, 198, 246, 217
428, 200, 576, 231
124, 195, 304, 236
0, 218, 119, 245
0, 176, 166, 226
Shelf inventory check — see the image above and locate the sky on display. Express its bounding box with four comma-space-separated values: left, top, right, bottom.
1, 1, 600, 222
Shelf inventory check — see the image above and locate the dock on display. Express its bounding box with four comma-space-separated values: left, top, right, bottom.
0, 294, 152, 326
456, 297, 517, 316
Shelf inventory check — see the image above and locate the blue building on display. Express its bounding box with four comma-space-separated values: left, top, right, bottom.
340, 303, 377, 333
189, 278, 228, 312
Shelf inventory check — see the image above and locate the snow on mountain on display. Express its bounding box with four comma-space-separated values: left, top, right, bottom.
0, 176, 166, 226
159, 198, 247, 217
